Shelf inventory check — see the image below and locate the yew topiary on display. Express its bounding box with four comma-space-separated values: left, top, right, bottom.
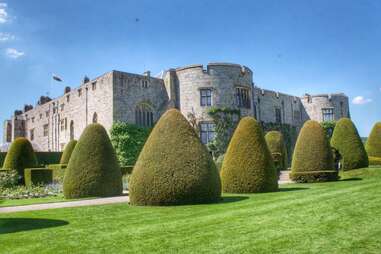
60, 140, 77, 164
330, 118, 368, 170
365, 122, 381, 158
3, 138, 38, 181
291, 120, 337, 182
265, 131, 288, 171
63, 124, 123, 199
221, 117, 278, 193
129, 109, 221, 206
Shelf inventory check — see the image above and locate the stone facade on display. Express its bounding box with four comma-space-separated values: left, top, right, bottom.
3, 62, 350, 151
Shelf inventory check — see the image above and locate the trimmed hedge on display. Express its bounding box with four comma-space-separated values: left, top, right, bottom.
331, 118, 369, 170
47, 164, 67, 183
369, 156, 381, 166
129, 109, 221, 206
221, 117, 278, 193
3, 138, 38, 182
291, 120, 336, 182
265, 131, 288, 171
24, 168, 53, 187
290, 171, 339, 183
60, 140, 77, 164
0, 152, 62, 168
366, 122, 381, 158
63, 124, 123, 198
120, 165, 134, 176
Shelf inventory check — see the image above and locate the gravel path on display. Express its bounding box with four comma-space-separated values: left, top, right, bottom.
0, 195, 129, 214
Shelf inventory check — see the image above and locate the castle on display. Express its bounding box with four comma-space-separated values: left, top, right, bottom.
3, 62, 350, 151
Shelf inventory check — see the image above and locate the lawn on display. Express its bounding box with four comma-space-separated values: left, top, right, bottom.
0, 195, 66, 208
1, 167, 381, 254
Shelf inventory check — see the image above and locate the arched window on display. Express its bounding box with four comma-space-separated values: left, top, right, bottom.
70, 121, 74, 141
135, 104, 154, 127
93, 112, 98, 123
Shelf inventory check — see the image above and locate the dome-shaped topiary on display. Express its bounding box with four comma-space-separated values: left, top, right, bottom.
365, 122, 381, 158
129, 109, 221, 206
63, 124, 123, 199
221, 117, 278, 193
60, 140, 77, 164
265, 131, 288, 171
3, 138, 38, 181
291, 120, 337, 182
330, 118, 368, 170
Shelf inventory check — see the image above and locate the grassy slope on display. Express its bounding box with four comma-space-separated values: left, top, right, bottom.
1, 168, 381, 254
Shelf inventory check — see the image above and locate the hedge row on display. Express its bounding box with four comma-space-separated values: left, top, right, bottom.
290, 171, 339, 183
0, 152, 62, 167
24, 168, 53, 187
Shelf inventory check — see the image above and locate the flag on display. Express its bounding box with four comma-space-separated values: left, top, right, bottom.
52, 74, 63, 82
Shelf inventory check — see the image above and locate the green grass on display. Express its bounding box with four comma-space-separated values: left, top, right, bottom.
0, 195, 66, 208
1, 168, 381, 253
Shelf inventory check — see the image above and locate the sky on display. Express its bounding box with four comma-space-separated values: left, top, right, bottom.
0, 0, 380, 137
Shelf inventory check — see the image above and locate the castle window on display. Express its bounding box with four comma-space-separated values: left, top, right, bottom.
92, 82, 97, 91
322, 108, 334, 122
93, 113, 98, 123
60, 120, 65, 131
43, 124, 49, 137
65, 118, 67, 130
142, 80, 149, 88
70, 121, 74, 141
67, 95, 70, 103
39, 114, 43, 120
200, 122, 215, 144
200, 89, 212, 106
6, 122, 12, 142
78, 89, 82, 97
236, 87, 251, 108
30, 129, 35, 141
135, 104, 154, 127
275, 107, 282, 124
31, 117, 35, 123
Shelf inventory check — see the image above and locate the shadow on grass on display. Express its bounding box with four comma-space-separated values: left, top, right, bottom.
278, 187, 309, 192
220, 196, 249, 204
0, 218, 69, 234
340, 177, 362, 182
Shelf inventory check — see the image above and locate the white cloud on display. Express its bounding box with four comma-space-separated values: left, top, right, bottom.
0, 2, 8, 24
0, 32, 14, 41
5, 48, 24, 59
352, 96, 372, 105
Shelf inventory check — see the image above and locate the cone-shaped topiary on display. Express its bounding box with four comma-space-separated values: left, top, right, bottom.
265, 131, 288, 171
3, 138, 38, 181
63, 124, 122, 199
221, 117, 278, 193
129, 109, 221, 206
60, 140, 77, 164
331, 118, 368, 170
291, 120, 337, 182
365, 122, 381, 158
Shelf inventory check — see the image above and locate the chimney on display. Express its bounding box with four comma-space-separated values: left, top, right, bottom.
143, 71, 151, 78
64, 86, 71, 94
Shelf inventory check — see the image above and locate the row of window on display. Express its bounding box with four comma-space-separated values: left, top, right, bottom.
199, 87, 251, 109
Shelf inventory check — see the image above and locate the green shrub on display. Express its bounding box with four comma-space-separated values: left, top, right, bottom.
24, 168, 53, 188
265, 131, 288, 171
120, 165, 134, 176
36, 152, 62, 166
290, 171, 339, 183
129, 109, 221, 206
368, 156, 381, 166
221, 117, 278, 193
291, 120, 337, 182
0, 169, 18, 189
3, 138, 38, 182
63, 124, 123, 199
330, 118, 369, 170
321, 121, 336, 140
46, 164, 68, 183
60, 140, 77, 164
366, 122, 381, 158
111, 123, 151, 166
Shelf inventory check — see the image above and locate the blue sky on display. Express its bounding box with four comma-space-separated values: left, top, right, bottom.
0, 0, 380, 137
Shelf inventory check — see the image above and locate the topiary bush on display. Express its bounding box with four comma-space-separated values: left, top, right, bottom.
291, 120, 338, 182
3, 138, 38, 182
265, 131, 288, 171
221, 117, 278, 193
330, 118, 368, 170
63, 124, 123, 199
129, 109, 221, 206
365, 122, 381, 158
368, 156, 381, 166
24, 168, 53, 188
60, 140, 77, 164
